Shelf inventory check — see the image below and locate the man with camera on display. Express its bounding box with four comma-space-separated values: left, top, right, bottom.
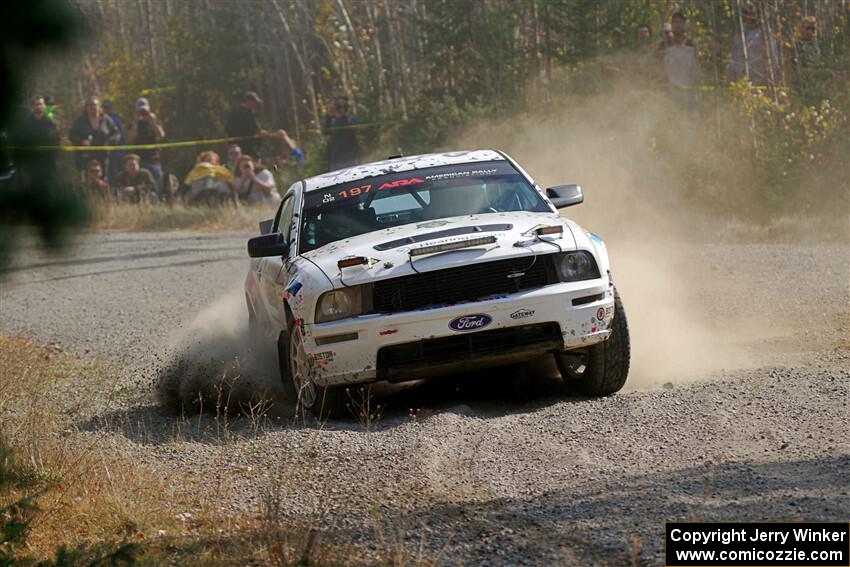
127, 97, 166, 195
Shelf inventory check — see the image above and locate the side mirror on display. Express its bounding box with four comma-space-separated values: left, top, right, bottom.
546, 184, 583, 208
258, 218, 274, 235
247, 232, 289, 258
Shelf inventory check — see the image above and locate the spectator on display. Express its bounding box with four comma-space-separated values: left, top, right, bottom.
636, 23, 652, 47
68, 95, 121, 177
792, 17, 828, 105
660, 12, 700, 109
323, 95, 361, 171
224, 91, 270, 158
727, 4, 779, 87
10, 95, 60, 183
44, 95, 58, 123
659, 22, 673, 49
268, 128, 305, 169
225, 143, 242, 173
610, 27, 626, 50
184, 150, 233, 184
234, 155, 280, 205
111, 153, 155, 204
183, 150, 235, 206
102, 99, 126, 183
126, 97, 166, 194
82, 158, 111, 201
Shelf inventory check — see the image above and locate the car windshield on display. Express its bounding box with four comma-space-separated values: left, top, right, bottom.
299, 160, 550, 253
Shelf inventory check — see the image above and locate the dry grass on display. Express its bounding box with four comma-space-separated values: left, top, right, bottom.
89, 201, 266, 232
0, 335, 199, 561
0, 334, 434, 565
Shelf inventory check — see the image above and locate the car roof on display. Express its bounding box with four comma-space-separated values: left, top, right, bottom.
302, 149, 505, 192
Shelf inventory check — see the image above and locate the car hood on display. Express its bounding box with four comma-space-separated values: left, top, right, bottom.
299, 211, 578, 287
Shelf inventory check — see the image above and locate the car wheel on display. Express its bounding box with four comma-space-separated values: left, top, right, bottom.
554, 289, 630, 396
279, 321, 350, 419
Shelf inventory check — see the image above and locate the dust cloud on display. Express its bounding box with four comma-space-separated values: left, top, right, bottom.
158, 65, 842, 405
156, 287, 285, 415
451, 77, 789, 388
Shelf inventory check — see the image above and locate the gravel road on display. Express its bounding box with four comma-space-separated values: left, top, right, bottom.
1, 230, 847, 565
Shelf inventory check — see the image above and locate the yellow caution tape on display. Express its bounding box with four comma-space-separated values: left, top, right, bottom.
676, 84, 788, 91
3, 135, 248, 152
4, 120, 398, 152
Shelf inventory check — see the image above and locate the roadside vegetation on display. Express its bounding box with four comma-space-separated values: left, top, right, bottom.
0, 334, 432, 565
12, 0, 845, 238
88, 201, 260, 233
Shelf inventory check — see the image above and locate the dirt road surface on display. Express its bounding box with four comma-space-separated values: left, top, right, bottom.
1, 231, 847, 565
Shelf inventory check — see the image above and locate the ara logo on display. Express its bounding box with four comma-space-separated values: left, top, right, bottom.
448, 314, 492, 332
378, 177, 424, 191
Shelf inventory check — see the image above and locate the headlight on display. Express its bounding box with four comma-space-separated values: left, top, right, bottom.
554, 251, 600, 282
316, 287, 363, 323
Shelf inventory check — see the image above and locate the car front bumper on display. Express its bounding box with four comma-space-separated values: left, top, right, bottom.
301, 278, 615, 387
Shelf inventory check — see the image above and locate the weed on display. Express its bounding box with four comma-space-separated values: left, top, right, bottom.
349, 386, 383, 432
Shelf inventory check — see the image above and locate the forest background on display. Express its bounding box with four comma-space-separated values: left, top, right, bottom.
21, 0, 850, 226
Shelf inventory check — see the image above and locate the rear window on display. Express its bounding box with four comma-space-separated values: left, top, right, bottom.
299, 161, 549, 253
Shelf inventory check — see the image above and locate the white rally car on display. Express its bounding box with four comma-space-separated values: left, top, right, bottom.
245, 150, 629, 417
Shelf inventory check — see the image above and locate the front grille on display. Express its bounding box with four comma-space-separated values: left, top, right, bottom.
372, 255, 557, 313
377, 322, 562, 377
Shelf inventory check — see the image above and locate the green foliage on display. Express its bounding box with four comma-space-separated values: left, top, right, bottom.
10, 0, 850, 229
0, 498, 142, 567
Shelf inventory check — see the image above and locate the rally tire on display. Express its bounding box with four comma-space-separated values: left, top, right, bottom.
278, 322, 352, 419
555, 290, 630, 396
277, 328, 298, 401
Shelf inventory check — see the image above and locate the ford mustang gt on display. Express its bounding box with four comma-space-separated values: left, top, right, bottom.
245, 150, 630, 417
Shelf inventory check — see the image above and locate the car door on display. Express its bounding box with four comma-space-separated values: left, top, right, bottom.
257, 189, 298, 335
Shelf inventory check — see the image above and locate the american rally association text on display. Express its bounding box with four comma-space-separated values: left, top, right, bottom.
669, 527, 849, 547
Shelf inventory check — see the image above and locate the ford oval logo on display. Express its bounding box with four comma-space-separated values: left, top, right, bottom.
448, 314, 492, 332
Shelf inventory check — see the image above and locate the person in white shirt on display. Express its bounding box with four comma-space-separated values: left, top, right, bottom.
233, 155, 281, 205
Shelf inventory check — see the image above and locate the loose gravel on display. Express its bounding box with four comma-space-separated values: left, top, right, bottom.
1, 231, 847, 565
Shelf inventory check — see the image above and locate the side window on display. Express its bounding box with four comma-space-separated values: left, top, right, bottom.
279, 197, 296, 244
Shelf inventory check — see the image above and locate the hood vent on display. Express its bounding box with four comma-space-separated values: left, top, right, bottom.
373, 224, 512, 251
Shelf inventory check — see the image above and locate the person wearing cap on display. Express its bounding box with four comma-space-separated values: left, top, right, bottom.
224, 91, 270, 159
636, 23, 652, 47
127, 97, 166, 195
111, 153, 156, 204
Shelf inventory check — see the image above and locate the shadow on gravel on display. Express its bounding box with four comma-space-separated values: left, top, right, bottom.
0, 245, 241, 274
372, 356, 578, 422
392, 455, 850, 565
82, 357, 586, 444
21, 253, 245, 284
